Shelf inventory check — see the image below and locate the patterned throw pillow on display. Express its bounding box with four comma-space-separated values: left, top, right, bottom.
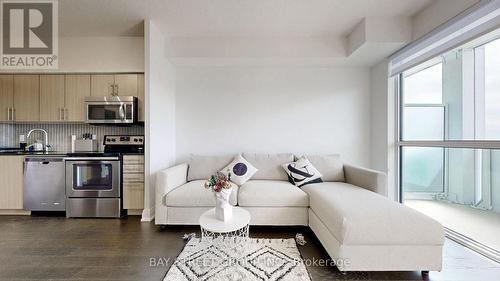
282, 157, 323, 187
220, 154, 258, 185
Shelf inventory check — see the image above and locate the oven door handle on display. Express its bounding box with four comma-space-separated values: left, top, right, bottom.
65, 157, 120, 161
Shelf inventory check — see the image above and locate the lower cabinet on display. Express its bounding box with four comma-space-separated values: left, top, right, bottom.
123, 155, 144, 211
0, 156, 24, 210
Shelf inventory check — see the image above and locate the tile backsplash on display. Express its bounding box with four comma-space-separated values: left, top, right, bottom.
0, 123, 144, 152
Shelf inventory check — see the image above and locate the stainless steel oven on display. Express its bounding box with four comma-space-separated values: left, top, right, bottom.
85, 96, 137, 124
65, 156, 122, 218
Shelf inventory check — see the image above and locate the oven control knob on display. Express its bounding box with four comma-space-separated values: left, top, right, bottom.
133, 138, 138, 142
106, 138, 111, 142
111, 138, 116, 142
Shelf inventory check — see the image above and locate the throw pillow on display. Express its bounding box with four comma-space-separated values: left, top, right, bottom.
220, 154, 258, 185
282, 157, 323, 187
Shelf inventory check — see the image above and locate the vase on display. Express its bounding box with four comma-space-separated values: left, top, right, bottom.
213, 188, 233, 221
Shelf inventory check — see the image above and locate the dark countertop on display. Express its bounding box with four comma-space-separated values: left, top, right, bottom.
0, 150, 69, 156
0, 150, 144, 156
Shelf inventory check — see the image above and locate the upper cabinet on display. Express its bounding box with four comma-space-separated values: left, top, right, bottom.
115, 74, 138, 96
65, 75, 90, 121
0, 73, 144, 123
0, 75, 14, 122
91, 74, 115, 96
1, 75, 40, 122
40, 75, 91, 122
91, 74, 139, 97
13, 75, 39, 122
40, 75, 65, 122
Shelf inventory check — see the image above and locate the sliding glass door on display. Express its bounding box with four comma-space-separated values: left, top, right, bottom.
398, 32, 500, 262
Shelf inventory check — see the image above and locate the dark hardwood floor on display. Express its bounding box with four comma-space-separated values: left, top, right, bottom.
0, 215, 499, 281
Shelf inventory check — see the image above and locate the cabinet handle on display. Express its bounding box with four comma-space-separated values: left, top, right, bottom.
110, 84, 118, 96
12, 108, 15, 120
65, 108, 68, 120
7, 108, 11, 121
59, 108, 63, 120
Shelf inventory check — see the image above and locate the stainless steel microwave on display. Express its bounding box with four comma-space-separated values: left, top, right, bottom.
85, 96, 137, 124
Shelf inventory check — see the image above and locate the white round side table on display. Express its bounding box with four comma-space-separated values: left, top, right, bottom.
199, 207, 251, 243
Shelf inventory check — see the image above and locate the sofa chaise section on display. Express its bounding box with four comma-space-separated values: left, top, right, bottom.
302, 165, 444, 271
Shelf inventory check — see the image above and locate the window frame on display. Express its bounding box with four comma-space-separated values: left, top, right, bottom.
396, 48, 500, 203
394, 23, 500, 266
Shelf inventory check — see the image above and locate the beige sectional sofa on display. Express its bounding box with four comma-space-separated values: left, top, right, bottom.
155, 153, 445, 272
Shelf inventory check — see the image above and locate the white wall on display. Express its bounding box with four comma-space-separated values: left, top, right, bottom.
144, 21, 176, 221
370, 61, 389, 173
59, 37, 144, 72
0, 36, 144, 73
175, 66, 371, 166
370, 60, 397, 201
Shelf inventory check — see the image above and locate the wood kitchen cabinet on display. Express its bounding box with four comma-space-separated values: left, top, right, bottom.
0, 73, 143, 123
115, 74, 138, 96
0, 75, 13, 122
91, 74, 115, 96
91, 74, 138, 97
1, 74, 40, 122
65, 75, 90, 121
0, 156, 24, 210
40, 74, 90, 122
40, 75, 65, 121
13, 75, 40, 121
123, 155, 144, 211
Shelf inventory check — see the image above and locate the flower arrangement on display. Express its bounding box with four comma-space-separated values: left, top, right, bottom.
204, 172, 232, 192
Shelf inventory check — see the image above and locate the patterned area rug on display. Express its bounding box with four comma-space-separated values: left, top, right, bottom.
165, 238, 312, 281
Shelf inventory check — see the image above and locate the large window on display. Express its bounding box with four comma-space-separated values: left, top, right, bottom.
399, 33, 500, 260
402, 63, 445, 193
484, 38, 500, 139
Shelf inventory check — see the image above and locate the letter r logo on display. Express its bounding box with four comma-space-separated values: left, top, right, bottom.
2, 2, 53, 54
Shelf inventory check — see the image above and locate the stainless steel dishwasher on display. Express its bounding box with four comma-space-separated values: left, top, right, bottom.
24, 157, 66, 211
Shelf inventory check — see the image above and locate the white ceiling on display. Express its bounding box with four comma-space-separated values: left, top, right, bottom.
58, 0, 437, 65
59, 0, 432, 37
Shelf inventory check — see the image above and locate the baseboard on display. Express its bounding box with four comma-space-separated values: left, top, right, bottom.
141, 207, 155, 222
127, 209, 143, 216
0, 210, 31, 215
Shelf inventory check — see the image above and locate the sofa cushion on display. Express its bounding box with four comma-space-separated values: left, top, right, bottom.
166, 180, 238, 207
187, 155, 234, 181
304, 154, 344, 182
302, 182, 444, 245
242, 153, 293, 181
238, 180, 309, 207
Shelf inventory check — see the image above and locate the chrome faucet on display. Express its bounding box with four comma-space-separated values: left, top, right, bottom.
26, 129, 50, 152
